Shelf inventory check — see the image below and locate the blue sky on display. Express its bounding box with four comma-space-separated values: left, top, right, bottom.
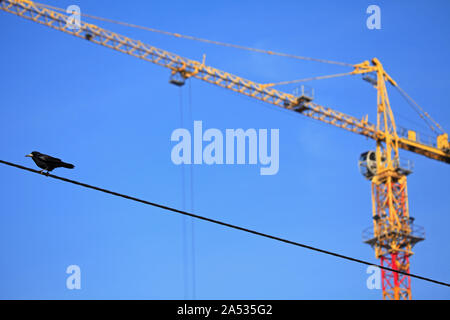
0, 0, 449, 299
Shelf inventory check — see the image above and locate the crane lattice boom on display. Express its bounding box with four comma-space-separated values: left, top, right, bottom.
1, 0, 449, 164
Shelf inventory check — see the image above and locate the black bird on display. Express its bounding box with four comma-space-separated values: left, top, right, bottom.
25, 151, 75, 174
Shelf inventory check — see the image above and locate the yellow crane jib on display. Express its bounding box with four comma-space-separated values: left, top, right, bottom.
1, 0, 448, 164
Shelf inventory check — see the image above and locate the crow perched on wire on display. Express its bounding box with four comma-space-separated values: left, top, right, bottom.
25, 151, 75, 174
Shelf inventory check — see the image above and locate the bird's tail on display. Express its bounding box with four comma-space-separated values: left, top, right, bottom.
61, 162, 75, 169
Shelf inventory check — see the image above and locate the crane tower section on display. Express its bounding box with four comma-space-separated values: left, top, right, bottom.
358, 59, 425, 299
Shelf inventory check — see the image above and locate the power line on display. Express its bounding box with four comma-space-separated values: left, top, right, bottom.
1, 159, 449, 289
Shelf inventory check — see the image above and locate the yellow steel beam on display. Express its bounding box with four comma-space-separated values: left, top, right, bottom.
1, 0, 449, 164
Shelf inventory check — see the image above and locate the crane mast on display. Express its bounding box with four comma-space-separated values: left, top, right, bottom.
2, 0, 449, 299
356, 59, 423, 299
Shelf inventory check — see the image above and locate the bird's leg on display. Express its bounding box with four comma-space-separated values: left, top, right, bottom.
39, 169, 49, 176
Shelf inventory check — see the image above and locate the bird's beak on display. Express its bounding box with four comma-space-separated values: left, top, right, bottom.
25, 154, 32, 157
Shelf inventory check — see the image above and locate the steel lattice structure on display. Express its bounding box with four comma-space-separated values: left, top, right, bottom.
368, 173, 421, 300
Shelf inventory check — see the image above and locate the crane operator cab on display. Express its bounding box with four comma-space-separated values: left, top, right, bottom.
358, 151, 379, 179
359, 150, 413, 179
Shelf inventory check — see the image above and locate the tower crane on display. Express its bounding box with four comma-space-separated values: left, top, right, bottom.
1, 0, 449, 300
